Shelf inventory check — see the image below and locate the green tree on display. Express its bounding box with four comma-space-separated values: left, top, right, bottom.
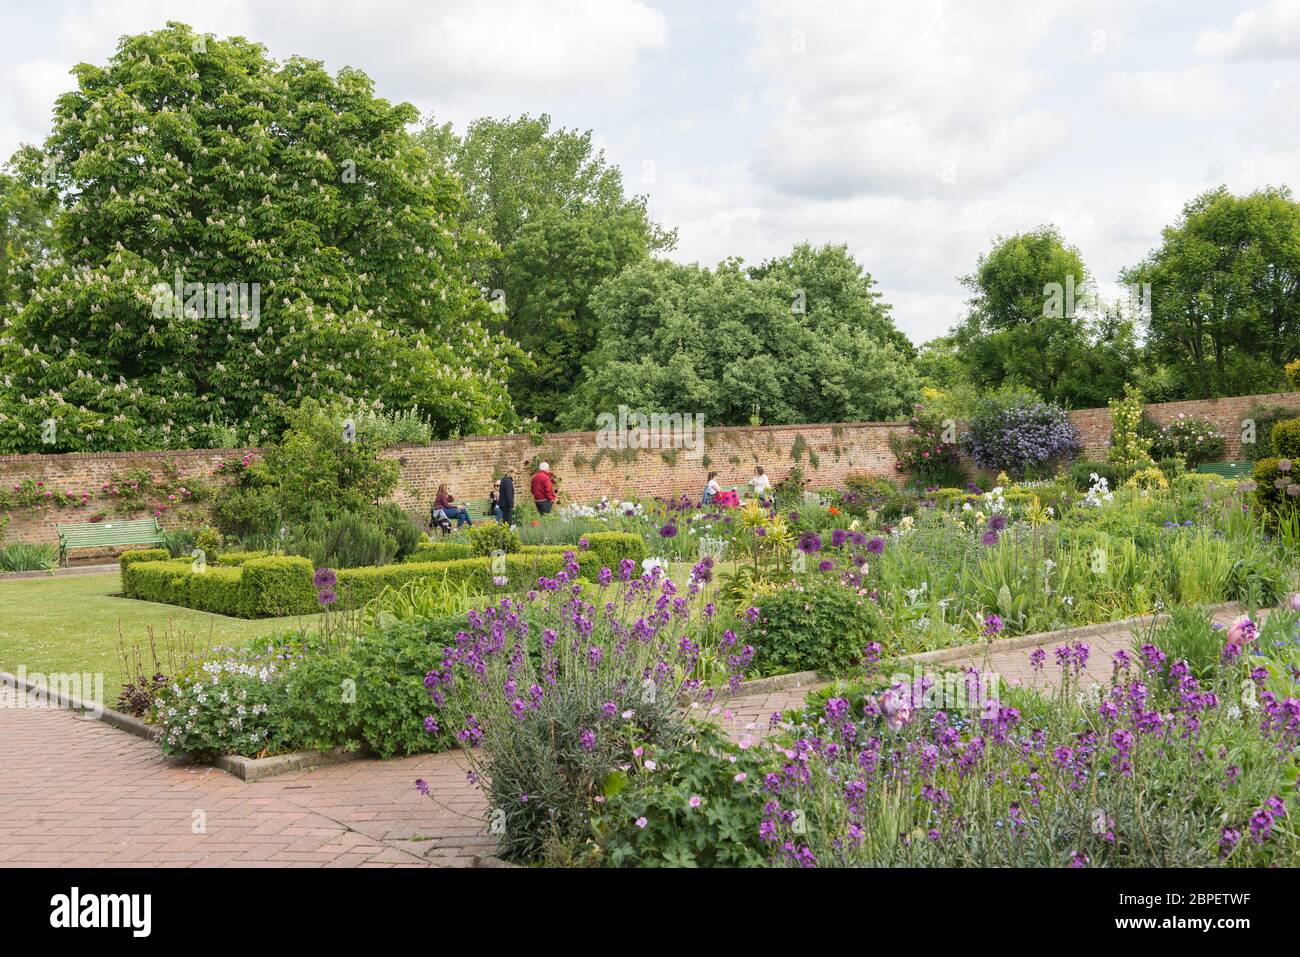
952, 226, 1136, 406
558, 249, 919, 429
418, 114, 675, 422
0, 22, 520, 453
1122, 186, 1300, 399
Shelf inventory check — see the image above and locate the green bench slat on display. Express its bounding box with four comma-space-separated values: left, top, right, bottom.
1194, 461, 1254, 479
56, 519, 164, 564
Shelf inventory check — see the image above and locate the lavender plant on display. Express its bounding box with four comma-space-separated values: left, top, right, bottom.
422, 553, 751, 863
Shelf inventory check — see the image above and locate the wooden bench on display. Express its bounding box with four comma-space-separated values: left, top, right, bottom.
57, 518, 165, 565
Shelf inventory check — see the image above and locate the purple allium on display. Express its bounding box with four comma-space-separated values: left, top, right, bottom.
313, 567, 337, 588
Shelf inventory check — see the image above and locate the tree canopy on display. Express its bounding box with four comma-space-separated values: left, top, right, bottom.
557, 244, 920, 429
0, 22, 520, 453
417, 114, 675, 424
1121, 186, 1300, 399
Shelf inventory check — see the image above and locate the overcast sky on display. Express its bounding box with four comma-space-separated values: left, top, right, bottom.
2, 0, 1298, 344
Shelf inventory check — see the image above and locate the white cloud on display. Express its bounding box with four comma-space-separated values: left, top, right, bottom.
1195, 0, 1300, 59
1103, 65, 1233, 117
746, 0, 1072, 198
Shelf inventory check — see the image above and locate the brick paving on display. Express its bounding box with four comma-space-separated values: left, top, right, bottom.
0, 605, 1254, 867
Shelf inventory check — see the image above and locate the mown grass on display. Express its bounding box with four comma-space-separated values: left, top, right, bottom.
0, 571, 322, 707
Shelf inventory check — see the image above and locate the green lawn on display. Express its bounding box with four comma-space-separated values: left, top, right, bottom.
0, 571, 322, 708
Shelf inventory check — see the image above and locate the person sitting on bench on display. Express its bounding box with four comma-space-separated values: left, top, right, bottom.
433, 484, 472, 528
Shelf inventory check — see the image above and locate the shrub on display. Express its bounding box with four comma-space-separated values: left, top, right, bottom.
285, 505, 399, 569
963, 394, 1079, 479
581, 531, 647, 568
1253, 457, 1300, 523
121, 558, 193, 604
466, 522, 522, 557
1286, 359, 1300, 390
1242, 404, 1300, 462
156, 653, 300, 760
213, 550, 269, 566
1145, 414, 1227, 467
187, 566, 248, 616
285, 618, 461, 759
119, 547, 170, 567
752, 582, 879, 675
1068, 460, 1116, 492
195, 525, 224, 564
1271, 417, 1300, 459
423, 562, 743, 864
889, 405, 967, 487
407, 540, 475, 562
1107, 383, 1156, 482
239, 556, 317, 617
1156, 455, 1187, 482
592, 721, 769, 867
1124, 467, 1170, 491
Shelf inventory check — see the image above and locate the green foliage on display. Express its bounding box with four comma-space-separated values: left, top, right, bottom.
1069, 460, 1116, 491
1108, 384, 1156, 481
239, 556, 317, 617
465, 522, 522, 557
752, 582, 879, 675
0, 24, 521, 453
407, 540, 475, 562
557, 249, 920, 430
1242, 404, 1300, 461
593, 721, 769, 867
951, 226, 1138, 407
1142, 414, 1227, 467
581, 531, 647, 569
119, 547, 170, 566
1271, 418, 1300, 459
285, 619, 460, 758
1122, 186, 1300, 400
418, 113, 673, 424
0, 542, 58, 571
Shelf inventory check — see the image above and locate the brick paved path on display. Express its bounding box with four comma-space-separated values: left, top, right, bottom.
0, 606, 1252, 867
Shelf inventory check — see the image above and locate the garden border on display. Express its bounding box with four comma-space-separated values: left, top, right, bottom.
0, 599, 1255, 784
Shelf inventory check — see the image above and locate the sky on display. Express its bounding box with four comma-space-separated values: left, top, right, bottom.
1, 0, 1298, 345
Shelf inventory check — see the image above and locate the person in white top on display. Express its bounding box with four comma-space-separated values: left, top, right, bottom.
703, 471, 721, 505
751, 466, 772, 505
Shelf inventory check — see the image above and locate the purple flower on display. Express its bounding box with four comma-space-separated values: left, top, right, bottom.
988, 514, 1007, 532
831, 529, 849, 547
313, 567, 337, 588
316, 588, 338, 607
980, 530, 1000, 547
660, 523, 678, 538
797, 532, 822, 554
866, 536, 885, 555
983, 614, 1003, 637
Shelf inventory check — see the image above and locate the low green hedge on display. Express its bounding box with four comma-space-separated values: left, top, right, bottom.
406, 540, 475, 563
579, 531, 647, 568
337, 551, 600, 607
214, 550, 270, 567
119, 548, 170, 567
120, 532, 645, 619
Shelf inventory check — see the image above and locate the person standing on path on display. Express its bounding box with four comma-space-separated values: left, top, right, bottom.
751, 466, 773, 508
498, 467, 516, 526
531, 461, 557, 515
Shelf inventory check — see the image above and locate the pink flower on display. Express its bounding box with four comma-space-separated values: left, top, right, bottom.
688, 795, 702, 808
882, 682, 914, 732
1227, 615, 1257, 648
635, 817, 647, 829
1290, 593, 1300, 612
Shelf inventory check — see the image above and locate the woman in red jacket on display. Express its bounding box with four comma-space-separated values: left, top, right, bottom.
530, 462, 557, 515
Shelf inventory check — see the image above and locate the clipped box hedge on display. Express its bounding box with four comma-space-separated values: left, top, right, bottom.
119, 532, 647, 619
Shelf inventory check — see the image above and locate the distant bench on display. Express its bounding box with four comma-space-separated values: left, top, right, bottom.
1194, 461, 1254, 479
57, 518, 165, 566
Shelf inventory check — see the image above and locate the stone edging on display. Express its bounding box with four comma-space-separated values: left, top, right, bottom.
896, 600, 1246, 668
0, 600, 1255, 785
0, 668, 364, 782
0, 563, 120, 580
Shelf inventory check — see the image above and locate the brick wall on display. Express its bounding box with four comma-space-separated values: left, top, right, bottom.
3, 390, 1298, 550
1066, 391, 1300, 460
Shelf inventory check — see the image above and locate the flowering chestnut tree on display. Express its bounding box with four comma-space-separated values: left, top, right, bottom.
0, 23, 520, 453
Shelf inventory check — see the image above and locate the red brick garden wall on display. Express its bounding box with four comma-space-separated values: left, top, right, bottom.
3, 390, 1298, 550
1067, 390, 1300, 460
